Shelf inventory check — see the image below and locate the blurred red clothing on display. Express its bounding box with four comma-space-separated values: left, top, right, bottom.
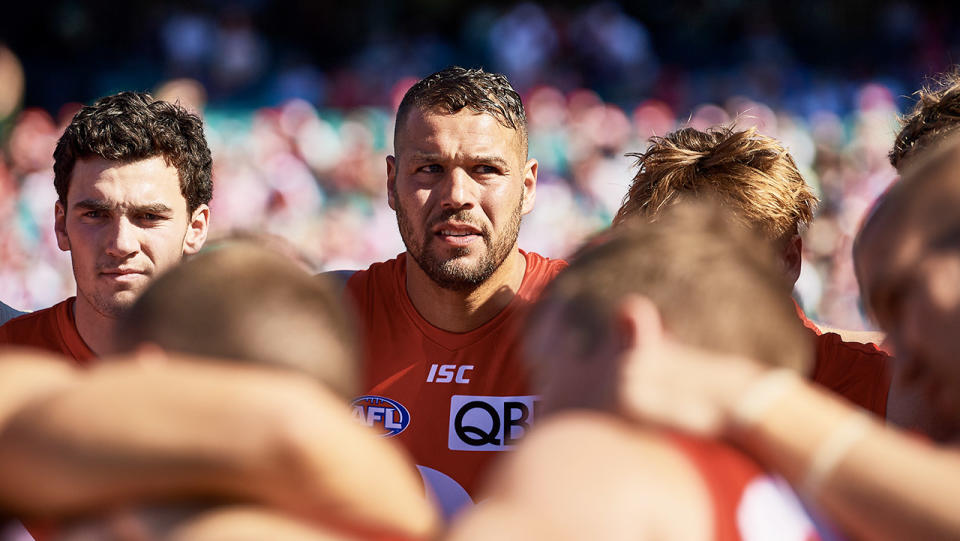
672, 434, 826, 541
798, 305, 891, 416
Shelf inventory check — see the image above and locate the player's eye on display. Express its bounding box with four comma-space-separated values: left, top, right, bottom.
83, 210, 107, 218
417, 164, 443, 174
475, 164, 501, 175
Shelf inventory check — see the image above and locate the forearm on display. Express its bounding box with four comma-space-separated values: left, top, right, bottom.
0, 348, 78, 430
0, 358, 302, 514
0, 356, 437, 538
728, 370, 960, 541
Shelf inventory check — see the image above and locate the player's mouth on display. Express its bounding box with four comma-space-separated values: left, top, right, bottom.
433, 223, 483, 247
100, 268, 147, 282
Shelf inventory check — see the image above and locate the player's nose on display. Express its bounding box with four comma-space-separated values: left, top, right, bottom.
104, 216, 140, 258
439, 168, 478, 210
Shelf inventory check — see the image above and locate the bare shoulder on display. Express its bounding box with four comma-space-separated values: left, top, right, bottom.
462, 412, 713, 540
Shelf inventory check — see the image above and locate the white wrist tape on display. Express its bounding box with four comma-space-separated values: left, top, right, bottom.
802, 412, 873, 497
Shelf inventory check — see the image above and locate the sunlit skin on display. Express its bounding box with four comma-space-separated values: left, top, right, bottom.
54, 156, 209, 355
856, 162, 960, 435
862, 237, 960, 428
386, 108, 537, 332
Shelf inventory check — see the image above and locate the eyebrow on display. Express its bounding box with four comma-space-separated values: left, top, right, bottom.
74, 199, 113, 212
74, 199, 174, 215
408, 152, 512, 170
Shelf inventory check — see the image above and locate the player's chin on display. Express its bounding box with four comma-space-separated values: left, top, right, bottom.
96, 291, 141, 318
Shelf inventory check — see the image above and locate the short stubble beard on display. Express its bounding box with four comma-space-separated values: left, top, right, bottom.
395, 187, 524, 292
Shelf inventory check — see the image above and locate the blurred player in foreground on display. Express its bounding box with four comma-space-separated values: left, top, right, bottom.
0, 244, 437, 540
449, 203, 831, 540
608, 136, 960, 540
879, 68, 960, 439
612, 126, 892, 417
0, 92, 212, 363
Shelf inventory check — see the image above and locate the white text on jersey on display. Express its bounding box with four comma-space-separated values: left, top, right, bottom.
426, 363, 474, 383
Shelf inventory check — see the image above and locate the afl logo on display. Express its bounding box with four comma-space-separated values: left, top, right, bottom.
351, 395, 411, 437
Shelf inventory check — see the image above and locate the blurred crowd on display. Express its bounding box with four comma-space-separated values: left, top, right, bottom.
1, 0, 938, 329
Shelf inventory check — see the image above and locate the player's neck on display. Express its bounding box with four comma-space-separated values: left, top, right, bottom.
73, 294, 119, 357
405, 249, 527, 333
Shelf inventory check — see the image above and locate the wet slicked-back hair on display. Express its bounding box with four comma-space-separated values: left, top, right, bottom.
395, 66, 528, 155
891, 69, 960, 171
528, 202, 811, 411
53, 91, 213, 213
117, 243, 358, 399
613, 126, 817, 243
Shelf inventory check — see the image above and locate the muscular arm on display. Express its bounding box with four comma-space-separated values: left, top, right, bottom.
0, 351, 437, 539
729, 372, 960, 541
619, 338, 960, 541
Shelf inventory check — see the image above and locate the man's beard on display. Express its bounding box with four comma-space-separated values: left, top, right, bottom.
395, 193, 524, 292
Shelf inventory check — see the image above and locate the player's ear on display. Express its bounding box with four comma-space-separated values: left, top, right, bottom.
54, 200, 70, 251
183, 204, 210, 255
783, 234, 802, 287
615, 294, 665, 353
521, 158, 537, 216
386, 155, 398, 211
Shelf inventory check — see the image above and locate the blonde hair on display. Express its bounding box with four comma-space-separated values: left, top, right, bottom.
891, 68, 960, 171
613, 126, 817, 242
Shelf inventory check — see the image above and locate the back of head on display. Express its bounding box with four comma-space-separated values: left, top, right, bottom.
891, 69, 960, 171
529, 201, 811, 412
395, 66, 528, 156
613, 126, 817, 243
53, 91, 213, 213
117, 243, 358, 399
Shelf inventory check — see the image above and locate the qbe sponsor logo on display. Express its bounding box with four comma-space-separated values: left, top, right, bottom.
351, 395, 410, 437
448, 395, 538, 451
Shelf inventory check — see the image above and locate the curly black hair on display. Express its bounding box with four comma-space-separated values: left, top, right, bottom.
53, 91, 213, 213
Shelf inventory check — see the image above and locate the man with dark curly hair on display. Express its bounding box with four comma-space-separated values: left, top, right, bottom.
0, 92, 212, 364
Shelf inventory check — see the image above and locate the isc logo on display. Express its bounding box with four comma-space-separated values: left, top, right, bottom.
426, 363, 474, 383
351, 395, 411, 437
448, 395, 538, 451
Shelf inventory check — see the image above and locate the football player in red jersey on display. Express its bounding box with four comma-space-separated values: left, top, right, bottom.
0, 92, 211, 364
342, 66, 566, 517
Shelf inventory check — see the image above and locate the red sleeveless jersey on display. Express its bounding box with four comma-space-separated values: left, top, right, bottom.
346, 251, 566, 516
